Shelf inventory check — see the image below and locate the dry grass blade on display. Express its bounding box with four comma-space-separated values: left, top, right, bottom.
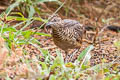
22, 0, 66, 49
0, 36, 8, 69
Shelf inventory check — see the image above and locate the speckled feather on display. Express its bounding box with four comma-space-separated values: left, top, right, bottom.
46, 15, 85, 51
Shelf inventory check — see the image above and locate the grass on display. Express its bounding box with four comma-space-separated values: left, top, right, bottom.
0, 0, 120, 80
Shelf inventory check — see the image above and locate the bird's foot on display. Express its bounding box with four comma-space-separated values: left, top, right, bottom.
65, 49, 79, 63
65, 54, 71, 63
69, 49, 79, 62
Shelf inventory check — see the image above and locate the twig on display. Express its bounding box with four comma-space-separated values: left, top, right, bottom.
47, 0, 66, 22
93, 5, 109, 44
97, 24, 109, 36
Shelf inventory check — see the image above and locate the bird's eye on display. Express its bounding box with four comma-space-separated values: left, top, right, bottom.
53, 19, 57, 22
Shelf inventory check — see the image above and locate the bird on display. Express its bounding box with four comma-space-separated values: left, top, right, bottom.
45, 14, 120, 62
45, 14, 89, 62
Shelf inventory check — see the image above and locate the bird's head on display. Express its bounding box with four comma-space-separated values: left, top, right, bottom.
48, 14, 62, 22
45, 14, 63, 32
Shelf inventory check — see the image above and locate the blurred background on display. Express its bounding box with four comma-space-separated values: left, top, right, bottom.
0, 0, 120, 80
1, 0, 120, 27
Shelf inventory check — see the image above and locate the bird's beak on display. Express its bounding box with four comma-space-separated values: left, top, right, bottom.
44, 22, 53, 33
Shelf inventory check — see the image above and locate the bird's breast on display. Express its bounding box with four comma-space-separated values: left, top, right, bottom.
52, 29, 82, 50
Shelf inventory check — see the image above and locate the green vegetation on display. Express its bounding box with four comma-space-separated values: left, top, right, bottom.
0, 0, 120, 80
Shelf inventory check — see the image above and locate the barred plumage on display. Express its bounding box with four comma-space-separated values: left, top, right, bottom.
45, 15, 120, 62
46, 15, 85, 52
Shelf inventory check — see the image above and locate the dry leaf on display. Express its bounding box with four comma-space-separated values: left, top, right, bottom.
15, 48, 23, 56
95, 70, 104, 80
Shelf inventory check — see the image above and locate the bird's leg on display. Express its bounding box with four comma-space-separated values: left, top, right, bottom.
65, 51, 70, 63
65, 49, 80, 63
69, 49, 79, 62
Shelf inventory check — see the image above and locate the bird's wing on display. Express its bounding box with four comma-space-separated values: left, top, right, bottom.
63, 19, 83, 28
63, 19, 85, 43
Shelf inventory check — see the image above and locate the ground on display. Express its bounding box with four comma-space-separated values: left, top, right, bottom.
25, 22, 120, 66
0, 0, 120, 79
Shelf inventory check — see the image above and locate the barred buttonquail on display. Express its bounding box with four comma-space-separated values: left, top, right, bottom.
45, 14, 120, 62
45, 15, 94, 62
